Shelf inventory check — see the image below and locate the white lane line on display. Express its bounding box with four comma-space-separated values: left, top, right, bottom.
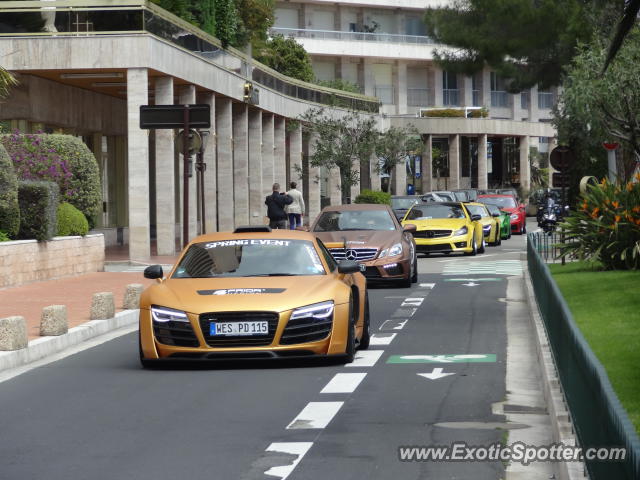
347, 349, 385, 367
369, 333, 397, 345
286, 402, 343, 429
320, 373, 367, 394
438, 254, 499, 263
419, 283, 435, 288
401, 298, 424, 307
379, 319, 408, 331
393, 320, 408, 330
264, 442, 313, 480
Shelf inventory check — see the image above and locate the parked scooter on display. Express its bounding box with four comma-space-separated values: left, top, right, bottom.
536, 192, 567, 234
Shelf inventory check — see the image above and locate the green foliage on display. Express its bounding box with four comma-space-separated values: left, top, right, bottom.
0, 230, 10, 242
314, 79, 362, 94
0, 66, 18, 99
375, 125, 422, 175
0, 143, 20, 238
235, 0, 275, 49
57, 202, 89, 237
354, 189, 391, 205
420, 109, 464, 118
559, 176, 640, 269
17, 181, 59, 242
215, 0, 239, 47
423, 0, 616, 91
468, 107, 489, 118
254, 34, 314, 82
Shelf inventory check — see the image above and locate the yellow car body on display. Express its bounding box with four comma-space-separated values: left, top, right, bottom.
463, 202, 501, 246
401, 202, 485, 255
138, 227, 369, 365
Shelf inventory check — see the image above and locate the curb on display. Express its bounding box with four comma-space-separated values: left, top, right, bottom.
0, 310, 139, 371
522, 256, 587, 480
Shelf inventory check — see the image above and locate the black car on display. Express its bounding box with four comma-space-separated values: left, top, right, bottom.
391, 195, 420, 221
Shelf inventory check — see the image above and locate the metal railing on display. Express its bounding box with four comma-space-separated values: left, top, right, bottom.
491, 90, 509, 108
271, 27, 437, 45
527, 234, 640, 479
0, 1, 380, 113
521, 91, 530, 110
472, 90, 480, 107
374, 85, 394, 104
442, 89, 459, 106
407, 88, 431, 107
538, 91, 556, 110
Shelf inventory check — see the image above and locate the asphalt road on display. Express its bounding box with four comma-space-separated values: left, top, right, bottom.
0, 222, 536, 480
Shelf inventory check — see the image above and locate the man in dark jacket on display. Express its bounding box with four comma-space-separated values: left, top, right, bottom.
265, 183, 293, 229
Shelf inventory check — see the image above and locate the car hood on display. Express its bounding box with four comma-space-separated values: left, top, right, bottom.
314, 230, 401, 249
142, 275, 344, 314
402, 218, 468, 230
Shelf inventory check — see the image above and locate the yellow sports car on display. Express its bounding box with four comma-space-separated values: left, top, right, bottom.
138, 226, 370, 366
401, 202, 485, 256
463, 202, 501, 246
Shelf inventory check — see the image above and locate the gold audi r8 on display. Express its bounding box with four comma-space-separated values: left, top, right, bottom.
463, 202, 501, 246
401, 202, 485, 256
138, 226, 370, 366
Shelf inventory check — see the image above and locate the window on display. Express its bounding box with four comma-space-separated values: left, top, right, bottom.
442, 71, 459, 106
316, 240, 337, 272
490, 72, 508, 108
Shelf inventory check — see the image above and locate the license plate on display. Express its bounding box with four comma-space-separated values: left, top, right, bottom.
210, 321, 269, 336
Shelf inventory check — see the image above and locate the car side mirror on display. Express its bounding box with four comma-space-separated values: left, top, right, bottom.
144, 265, 163, 279
491, 212, 500, 217
295, 225, 310, 232
337, 260, 360, 274
471, 214, 482, 222
403, 223, 417, 232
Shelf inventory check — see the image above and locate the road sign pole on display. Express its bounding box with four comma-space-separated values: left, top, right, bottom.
183, 106, 190, 248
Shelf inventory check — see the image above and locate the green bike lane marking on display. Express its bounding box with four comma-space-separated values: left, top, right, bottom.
387, 354, 497, 364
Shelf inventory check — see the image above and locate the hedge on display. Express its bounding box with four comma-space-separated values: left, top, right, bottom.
17, 180, 59, 241
355, 189, 391, 205
57, 202, 89, 236
0, 143, 20, 237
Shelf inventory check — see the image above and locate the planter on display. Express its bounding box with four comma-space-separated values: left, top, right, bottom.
0, 234, 105, 289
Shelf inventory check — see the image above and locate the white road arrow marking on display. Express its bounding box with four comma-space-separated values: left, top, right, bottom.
417, 368, 455, 380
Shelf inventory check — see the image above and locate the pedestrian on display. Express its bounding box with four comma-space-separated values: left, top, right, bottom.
265, 183, 293, 229
286, 181, 305, 230
407, 183, 415, 195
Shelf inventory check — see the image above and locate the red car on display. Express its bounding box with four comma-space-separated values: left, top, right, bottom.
477, 194, 527, 234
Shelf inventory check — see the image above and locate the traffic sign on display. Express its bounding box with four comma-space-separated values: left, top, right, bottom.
549, 146, 574, 172
552, 172, 570, 188
140, 104, 211, 129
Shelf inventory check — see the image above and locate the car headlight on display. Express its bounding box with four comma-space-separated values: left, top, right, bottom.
510, 214, 519, 221
290, 301, 334, 321
380, 243, 402, 258
453, 226, 468, 236
482, 224, 492, 232
151, 305, 189, 323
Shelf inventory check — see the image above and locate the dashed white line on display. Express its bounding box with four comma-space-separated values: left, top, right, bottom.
347, 349, 385, 367
419, 283, 435, 289
320, 373, 367, 394
369, 333, 397, 345
379, 319, 408, 331
286, 402, 344, 429
401, 298, 424, 307
264, 442, 313, 479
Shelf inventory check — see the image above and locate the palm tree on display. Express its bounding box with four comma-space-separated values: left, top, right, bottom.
0, 66, 18, 99
603, 0, 640, 72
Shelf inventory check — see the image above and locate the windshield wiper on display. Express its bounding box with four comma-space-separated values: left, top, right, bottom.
243, 273, 296, 277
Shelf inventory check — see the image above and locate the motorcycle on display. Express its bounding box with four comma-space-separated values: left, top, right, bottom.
537, 196, 567, 234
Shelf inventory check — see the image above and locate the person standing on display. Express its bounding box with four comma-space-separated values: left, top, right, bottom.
265, 183, 292, 229
286, 181, 305, 230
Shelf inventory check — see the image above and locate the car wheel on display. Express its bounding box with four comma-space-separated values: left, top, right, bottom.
464, 235, 477, 256
522, 223, 527, 234
139, 333, 155, 369
358, 292, 371, 350
411, 256, 418, 283
478, 236, 486, 254
496, 228, 502, 246
344, 298, 356, 363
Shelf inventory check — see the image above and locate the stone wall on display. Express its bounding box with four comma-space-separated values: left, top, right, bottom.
0, 235, 105, 289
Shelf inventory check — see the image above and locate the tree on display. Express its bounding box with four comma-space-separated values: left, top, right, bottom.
215, 0, 239, 47
235, 0, 275, 50
423, 0, 618, 91
375, 126, 422, 194
555, 27, 640, 186
0, 66, 17, 99
603, 0, 640, 72
254, 34, 314, 82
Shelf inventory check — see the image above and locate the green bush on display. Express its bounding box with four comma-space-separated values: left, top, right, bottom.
0, 230, 10, 242
57, 202, 89, 236
420, 109, 465, 118
355, 189, 391, 205
17, 180, 59, 241
0, 143, 20, 237
560, 175, 640, 270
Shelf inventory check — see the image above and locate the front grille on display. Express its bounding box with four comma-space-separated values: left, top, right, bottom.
199, 312, 279, 347
153, 321, 199, 347
329, 248, 379, 261
412, 229, 452, 239
280, 314, 333, 345
364, 266, 382, 279
417, 244, 452, 252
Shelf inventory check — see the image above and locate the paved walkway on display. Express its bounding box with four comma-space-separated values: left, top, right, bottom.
0, 247, 179, 340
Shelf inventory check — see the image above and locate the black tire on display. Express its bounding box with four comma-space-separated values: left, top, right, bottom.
344, 297, 356, 363
359, 292, 371, 350
399, 260, 412, 288
443, 251, 451, 255
478, 236, 486, 254
411, 255, 418, 283
464, 235, 477, 256
522, 223, 527, 234
139, 333, 155, 369
496, 227, 502, 246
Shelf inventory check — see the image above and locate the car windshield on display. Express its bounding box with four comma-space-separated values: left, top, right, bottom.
313, 210, 396, 231
485, 204, 501, 216
465, 204, 489, 217
171, 239, 325, 278
392, 197, 419, 209
480, 196, 517, 208
405, 204, 466, 220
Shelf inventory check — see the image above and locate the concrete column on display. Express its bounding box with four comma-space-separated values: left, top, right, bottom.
307, 133, 322, 221
262, 114, 275, 207
364, 58, 375, 97
395, 61, 407, 114
350, 159, 360, 203
482, 68, 491, 109
393, 159, 407, 195
461, 75, 473, 107
433, 66, 443, 106
449, 134, 460, 190
274, 117, 287, 186
200, 92, 217, 233
179, 85, 197, 241
329, 168, 342, 205
216, 97, 234, 231
477, 134, 488, 190
528, 85, 540, 122
155, 77, 176, 255
126, 68, 150, 260
90, 133, 104, 228
510, 93, 519, 121
288, 121, 303, 187
519, 136, 530, 191
233, 103, 249, 226
422, 134, 433, 193
248, 108, 263, 225
370, 153, 381, 190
